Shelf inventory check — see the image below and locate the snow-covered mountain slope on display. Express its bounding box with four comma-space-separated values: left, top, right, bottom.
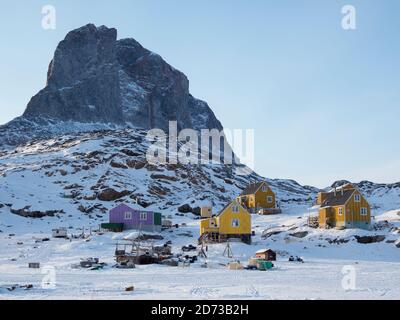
1, 127, 399, 222
0, 129, 317, 221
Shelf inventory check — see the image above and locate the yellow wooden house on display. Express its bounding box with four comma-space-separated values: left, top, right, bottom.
319, 186, 371, 230
237, 181, 280, 215
199, 199, 252, 244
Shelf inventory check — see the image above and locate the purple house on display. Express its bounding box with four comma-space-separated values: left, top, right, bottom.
109, 204, 162, 232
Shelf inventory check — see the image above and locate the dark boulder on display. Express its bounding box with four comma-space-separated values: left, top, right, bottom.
354, 235, 385, 244
178, 204, 192, 214
110, 161, 128, 169
11, 206, 62, 218
262, 230, 283, 239
97, 188, 130, 201
289, 231, 309, 238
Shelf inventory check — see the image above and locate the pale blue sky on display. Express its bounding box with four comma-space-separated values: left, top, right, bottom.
0, 0, 399, 187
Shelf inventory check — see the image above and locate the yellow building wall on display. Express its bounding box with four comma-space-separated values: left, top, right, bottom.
343, 191, 371, 224
319, 207, 334, 227
217, 201, 251, 235
333, 205, 346, 223
319, 206, 345, 228
319, 208, 328, 227
200, 217, 218, 235
237, 195, 255, 208
254, 185, 276, 209
317, 192, 329, 205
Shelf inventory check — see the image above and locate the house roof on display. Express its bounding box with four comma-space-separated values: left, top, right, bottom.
240, 182, 266, 196
216, 200, 244, 217
256, 249, 275, 254
321, 189, 355, 207
216, 202, 234, 217
111, 203, 134, 211
110, 203, 145, 212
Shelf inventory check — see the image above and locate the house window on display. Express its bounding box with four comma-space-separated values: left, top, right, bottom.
232, 219, 240, 228
124, 212, 132, 220
262, 185, 267, 192
360, 208, 368, 216
338, 208, 343, 215
267, 196, 273, 203
232, 205, 239, 213
354, 194, 361, 202
140, 212, 147, 221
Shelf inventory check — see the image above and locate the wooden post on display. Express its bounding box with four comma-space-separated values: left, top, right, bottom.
223, 241, 234, 259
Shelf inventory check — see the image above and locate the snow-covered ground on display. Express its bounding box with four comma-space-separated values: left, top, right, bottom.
1, 203, 399, 300
1, 130, 399, 299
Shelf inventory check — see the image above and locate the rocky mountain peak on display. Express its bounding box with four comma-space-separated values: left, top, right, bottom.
1, 24, 222, 146
330, 180, 352, 189
47, 24, 118, 87
23, 24, 123, 125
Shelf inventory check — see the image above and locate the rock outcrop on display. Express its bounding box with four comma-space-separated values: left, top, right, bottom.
355, 235, 386, 244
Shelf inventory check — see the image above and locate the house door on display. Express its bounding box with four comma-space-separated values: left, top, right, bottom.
348, 208, 353, 228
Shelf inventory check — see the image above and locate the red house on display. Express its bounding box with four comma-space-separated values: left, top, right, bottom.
255, 249, 276, 261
